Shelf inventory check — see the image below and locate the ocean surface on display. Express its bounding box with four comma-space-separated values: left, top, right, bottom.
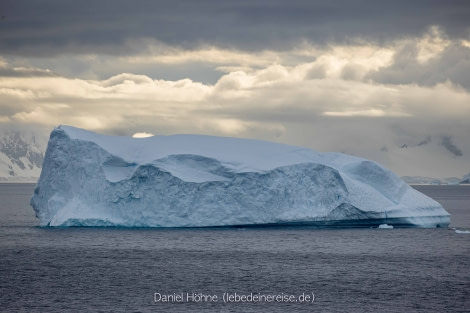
0, 183, 469, 312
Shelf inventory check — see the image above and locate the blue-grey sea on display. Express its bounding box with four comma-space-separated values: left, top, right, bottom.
0, 183, 469, 312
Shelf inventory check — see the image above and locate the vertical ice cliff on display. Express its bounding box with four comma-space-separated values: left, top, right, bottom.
31, 126, 450, 227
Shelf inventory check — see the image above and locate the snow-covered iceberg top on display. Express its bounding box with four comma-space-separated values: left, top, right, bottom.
31, 125, 450, 228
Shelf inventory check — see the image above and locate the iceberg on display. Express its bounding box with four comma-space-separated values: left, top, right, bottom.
30, 126, 450, 228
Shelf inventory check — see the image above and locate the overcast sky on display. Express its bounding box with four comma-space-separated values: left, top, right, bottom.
0, 0, 469, 177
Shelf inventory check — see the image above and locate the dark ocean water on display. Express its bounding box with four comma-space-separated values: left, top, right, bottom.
0, 183, 469, 312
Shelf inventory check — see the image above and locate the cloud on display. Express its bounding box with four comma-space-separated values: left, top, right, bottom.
367, 27, 470, 89
322, 109, 409, 117
1, 0, 469, 57
0, 65, 54, 78
5, 25, 469, 90
132, 132, 154, 138
124, 42, 283, 67
416, 26, 450, 64
0, 17, 469, 177
1, 55, 468, 144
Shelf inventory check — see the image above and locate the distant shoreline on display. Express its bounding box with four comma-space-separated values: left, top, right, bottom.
0, 181, 37, 184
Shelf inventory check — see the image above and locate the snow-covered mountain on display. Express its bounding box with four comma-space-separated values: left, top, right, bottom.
460, 173, 470, 184
0, 131, 46, 182
342, 134, 470, 184
400, 175, 466, 185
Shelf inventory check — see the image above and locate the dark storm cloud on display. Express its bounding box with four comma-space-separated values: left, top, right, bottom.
1, 0, 469, 56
